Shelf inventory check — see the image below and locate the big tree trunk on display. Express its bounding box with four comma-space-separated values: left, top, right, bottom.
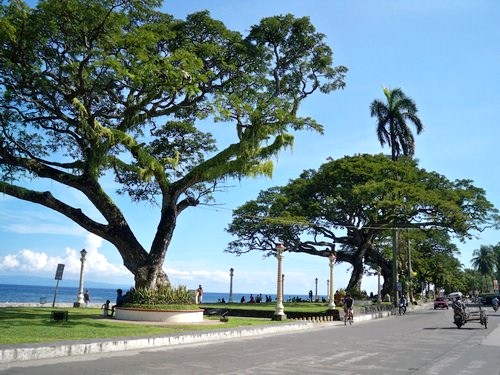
346, 255, 364, 292
134, 266, 170, 289
131, 200, 180, 289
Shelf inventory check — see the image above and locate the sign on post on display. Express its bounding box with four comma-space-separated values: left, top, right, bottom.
55, 264, 65, 280
52, 264, 65, 307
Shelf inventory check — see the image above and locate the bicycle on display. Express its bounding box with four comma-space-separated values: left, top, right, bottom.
398, 303, 406, 315
344, 308, 353, 325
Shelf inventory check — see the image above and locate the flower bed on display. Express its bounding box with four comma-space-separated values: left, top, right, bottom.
115, 307, 204, 323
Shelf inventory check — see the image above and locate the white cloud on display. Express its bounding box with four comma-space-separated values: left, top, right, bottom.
0, 232, 129, 280
1, 254, 19, 268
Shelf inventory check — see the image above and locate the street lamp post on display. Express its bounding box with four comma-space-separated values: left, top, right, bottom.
74, 249, 87, 307
377, 265, 382, 305
315, 278, 318, 301
328, 252, 336, 309
229, 268, 234, 303
273, 243, 286, 320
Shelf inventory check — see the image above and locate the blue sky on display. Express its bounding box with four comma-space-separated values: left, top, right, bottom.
1, 0, 499, 297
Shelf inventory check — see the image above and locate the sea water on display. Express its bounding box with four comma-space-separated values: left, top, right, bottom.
0, 284, 308, 305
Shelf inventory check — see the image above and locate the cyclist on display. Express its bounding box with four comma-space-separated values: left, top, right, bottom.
343, 294, 354, 323
399, 295, 407, 315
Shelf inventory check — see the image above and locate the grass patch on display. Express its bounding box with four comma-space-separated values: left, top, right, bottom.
0, 307, 288, 345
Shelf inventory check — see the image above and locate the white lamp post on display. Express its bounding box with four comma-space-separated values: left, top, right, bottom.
75, 249, 87, 307
328, 252, 336, 309
229, 267, 234, 303
273, 243, 286, 320
377, 265, 382, 305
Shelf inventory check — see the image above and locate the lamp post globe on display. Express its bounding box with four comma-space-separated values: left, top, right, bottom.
273, 243, 286, 320
328, 252, 336, 309
75, 249, 87, 307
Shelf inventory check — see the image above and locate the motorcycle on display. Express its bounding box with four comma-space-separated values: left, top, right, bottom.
453, 309, 467, 328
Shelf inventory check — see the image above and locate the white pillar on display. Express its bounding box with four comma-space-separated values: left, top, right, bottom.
273, 244, 286, 320
328, 253, 336, 309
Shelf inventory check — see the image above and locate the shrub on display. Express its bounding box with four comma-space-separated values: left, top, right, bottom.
345, 288, 368, 300
125, 285, 195, 307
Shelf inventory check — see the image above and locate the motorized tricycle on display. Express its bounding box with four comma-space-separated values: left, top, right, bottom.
453, 304, 487, 329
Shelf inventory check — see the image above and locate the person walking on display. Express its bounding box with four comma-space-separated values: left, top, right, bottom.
196, 285, 203, 304
84, 289, 91, 307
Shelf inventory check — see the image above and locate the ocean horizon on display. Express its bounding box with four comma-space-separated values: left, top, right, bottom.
0, 283, 312, 305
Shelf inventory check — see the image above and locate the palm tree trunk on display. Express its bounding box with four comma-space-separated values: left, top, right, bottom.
392, 229, 399, 306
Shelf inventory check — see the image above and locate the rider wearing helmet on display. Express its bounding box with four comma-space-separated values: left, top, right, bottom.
343, 294, 354, 319
492, 296, 499, 311
452, 295, 466, 312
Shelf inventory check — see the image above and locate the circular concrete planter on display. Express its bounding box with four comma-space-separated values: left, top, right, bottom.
115, 307, 204, 323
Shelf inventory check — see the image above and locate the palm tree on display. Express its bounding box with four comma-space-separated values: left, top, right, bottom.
370, 87, 424, 161
370, 87, 424, 305
491, 243, 500, 292
471, 245, 495, 292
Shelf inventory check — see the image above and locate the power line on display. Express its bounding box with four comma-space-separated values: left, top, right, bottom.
196, 204, 439, 231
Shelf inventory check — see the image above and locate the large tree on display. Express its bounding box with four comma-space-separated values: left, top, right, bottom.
370, 87, 423, 161
0, 0, 347, 288
226, 154, 499, 294
407, 230, 462, 296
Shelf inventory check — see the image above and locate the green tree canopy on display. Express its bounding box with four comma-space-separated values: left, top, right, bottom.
226, 154, 499, 293
0, 0, 347, 288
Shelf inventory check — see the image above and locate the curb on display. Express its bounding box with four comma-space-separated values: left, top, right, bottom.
0, 321, 314, 363
1, 304, 428, 364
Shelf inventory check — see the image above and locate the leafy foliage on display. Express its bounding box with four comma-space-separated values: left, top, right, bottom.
226, 153, 499, 293
124, 285, 195, 307
0, 0, 346, 287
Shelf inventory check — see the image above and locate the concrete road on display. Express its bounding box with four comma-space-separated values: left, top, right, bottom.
2, 307, 500, 375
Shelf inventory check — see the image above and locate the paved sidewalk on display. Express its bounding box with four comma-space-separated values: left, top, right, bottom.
1, 303, 428, 364
0, 310, 398, 364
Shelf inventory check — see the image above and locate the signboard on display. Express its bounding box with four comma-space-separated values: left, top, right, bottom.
53, 264, 65, 307
55, 264, 65, 280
